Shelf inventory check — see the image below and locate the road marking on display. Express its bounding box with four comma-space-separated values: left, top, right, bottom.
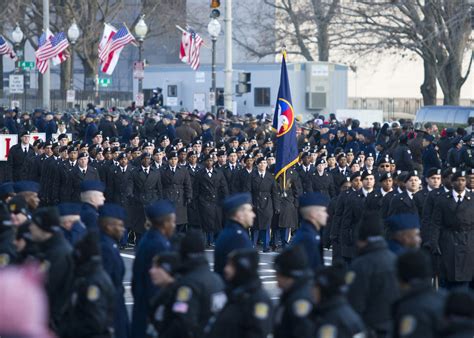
262, 281, 277, 284
120, 253, 135, 259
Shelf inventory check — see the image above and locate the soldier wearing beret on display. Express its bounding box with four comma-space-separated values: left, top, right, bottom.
7, 130, 34, 182
69, 152, 101, 203
387, 170, 422, 217
296, 152, 315, 195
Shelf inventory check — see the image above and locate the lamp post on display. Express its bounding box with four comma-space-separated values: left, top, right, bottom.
208, 18, 221, 115
67, 20, 80, 94
134, 15, 148, 98
11, 24, 24, 108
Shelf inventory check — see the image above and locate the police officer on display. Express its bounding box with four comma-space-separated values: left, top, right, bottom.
29, 207, 74, 331
346, 212, 399, 337
194, 154, 229, 246
165, 230, 226, 338
79, 180, 106, 230
214, 193, 254, 277
291, 192, 329, 273
148, 252, 181, 337
386, 213, 421, 255
273, 245, 315, 338
205, 248, 273, 338
60, 231, 115, 337
311, 263, 366, 338
131, 200, 175, 338
0, 203, 15, 267
58, 203, 87, 245
99, 203, 130, 338
392, 250, 445, 338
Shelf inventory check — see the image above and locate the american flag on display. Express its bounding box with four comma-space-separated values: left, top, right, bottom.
36, 32, 49, 74
99, 25, 135, 62
0, 36, 16, 59
179, 29, 204, 70
35, 31, 69, 62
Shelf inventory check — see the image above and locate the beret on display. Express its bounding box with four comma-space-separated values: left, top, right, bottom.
426, 167, 442, 178
255, 157, 266, 165
117, 152, 127, 160
451, 170, 466, 181
299, 192, 330, 208
99, 203, 126, 221
404, 170, 419, 183
80, 180, 105, 193
386, 213, 420, 232
187, 150, 198, 158
379, 172, 393, 182
58, 203, 81, 216
361, 170, 375, 180
350, 171, 362, 181
315, 158, 326, 166
14, 181, 40, 193
168, 151, 178, 158
145, 200, 176, 220
77, 152, 89, 159
19, 130, 31, 137
141, 152, 152, 159
243, 154, 254, 161
223, 193, 252, 213
442, 167, 456, 178
300, 151, 311, 159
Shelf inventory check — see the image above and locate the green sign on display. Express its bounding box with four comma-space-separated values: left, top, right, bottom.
18, 61, 35, 70
99, 78, 111, 87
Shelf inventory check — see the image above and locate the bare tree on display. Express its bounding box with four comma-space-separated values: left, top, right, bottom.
340, 0, 473, 106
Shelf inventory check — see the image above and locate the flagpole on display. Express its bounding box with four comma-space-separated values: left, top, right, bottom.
42, 0, 50, 110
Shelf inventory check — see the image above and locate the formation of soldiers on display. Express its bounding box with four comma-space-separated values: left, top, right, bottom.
0, 104, 473, 337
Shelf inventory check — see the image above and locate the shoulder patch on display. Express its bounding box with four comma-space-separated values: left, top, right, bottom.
0, 253, 10, 267
87, 285, 100, 301
172, 301, 189, 313
345, 271, 356, 285
39, 260, 50, 273
176, 286, 192, 302
254, 302, 269, 320
292, 299, 312, 317
399, 315, 417, 336
407, 150, 411, 154
318, 324, 337, 338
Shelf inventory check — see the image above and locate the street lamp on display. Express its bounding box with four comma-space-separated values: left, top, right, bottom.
67, 20, 80, 92
207, 18, 221, 115
12, 24, 24, 71
134, 15, 148, 98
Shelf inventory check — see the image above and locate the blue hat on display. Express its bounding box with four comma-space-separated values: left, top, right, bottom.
80, 180, 105, 193
58, 203, 81, 216
0, 182, 14, 196
299, 192, 330, 208
223, 193, 252, 213
386, 213, 420, 232
99, 203, 126, 221
13, 181, 40, 193
145, 200, 176, 220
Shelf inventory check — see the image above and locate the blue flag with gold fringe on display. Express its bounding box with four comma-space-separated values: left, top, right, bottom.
273, 52, 299, 181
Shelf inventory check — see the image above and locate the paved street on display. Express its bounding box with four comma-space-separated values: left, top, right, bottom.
121, 247, 332, 311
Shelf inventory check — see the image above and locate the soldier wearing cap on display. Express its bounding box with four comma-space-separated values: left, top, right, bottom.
416, 167, 442, 216
79, 180, 106, 230
392, 250, 445, 338
98, 203, 130, 338
233, 154, 254, 193
365, 172, 394, 215
40, 141, 62, 206
386, 213, 421, 255
29, 207, 74, 331
205, 248, 273, 338
7, 130, 34, 182
346, 212, 399, 337
431, 169, 474, 289
14, 181, 40, 211
387, 170, 422, 217
166, 230, 225, 338
311, 158, 336, 198
330, 153, 350, 194
69, 152, 100, 203
194, 153, 229, 246
273, 245, 314, 338
311, 263, 365, 338
58, 202, 86, 245
59, 231, 115, 337
131, 200, 175, 337
214, 193, 254, 277
291, 192, 329, 272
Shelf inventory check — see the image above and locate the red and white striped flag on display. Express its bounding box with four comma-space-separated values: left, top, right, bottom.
0, 36, 16, 60
179, 29, 203, 70
35, 32, 69, 62
99, 24, 136, 75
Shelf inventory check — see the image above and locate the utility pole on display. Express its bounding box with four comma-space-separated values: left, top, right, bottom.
224, 0, 233, 111
42, 0, 50, 110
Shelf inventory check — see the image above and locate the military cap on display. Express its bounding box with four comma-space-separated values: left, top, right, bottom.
110, 137, 120, 143
59, 146, 68, 153
33, 139, 44, 147
346, 148, 354, 154
141, 152, 151, 160
187, 150, 198, 158
152, 252, 181, 275
193, 139, 202, 146
168, 151, 178, 159
426, 167, 442, 178
111, 146, 120, 153
386, 213, 420, 233
327, 153, 335, 159
255, 157, 266, 165
451, 169, 466, 181
117, 152, 127, 160
80, 180, 105, 193
177, 148, 187, 155
141, 142, 152, 149
8, 195, 29, 215
19, 130, 31, 138
145, 200, 175, 220
67, 146, 78, 153
202, 153, 213, 162
365, 153, 375, 159
227, 148, 237, 155
14, 181, 39, 193
378, 157, 391, 166
379, 172, 393, 182
57, 133, 68, 141
223, 193, 252, 214
265, 152, 275, 159
300, 151, 311, 159
350, 158, 361, 166
315, 158, 326, 166
274, 245, 309, 278
299, 192, 330, 208
154, 147, 164, 154
98, 203, 126, 221
129, 133, 139, 140
216, 150, 226, 157
44, 140, 53, 147
204, 142, 214, 148
404, 170, 419, 182
160, 135, 169, 142
336, 153, 347, 161
0, 182, 14, 197
79, 143, 89, 149
350, 171, 362, 182
442, 167, 456, 178
32, 207, 60, 233
77, 152, 89, 159
243, 154, 254, 161
361, 170, 374, 180
58, 203, 81, 216
340, 177, 351, 187
264, 137, 273, 144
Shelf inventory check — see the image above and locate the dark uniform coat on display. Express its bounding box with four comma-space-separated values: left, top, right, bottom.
340, 190, 368, 259
291, 220, 323, 272
160, 166, 192, 225
296, 165, 315, 195
7, 143, 34, 181
311, 170, 336, 198
274, 168, 302, 230
250, 171, 280, 230
431, 191, 474, 282
194, 168, 229, 232
187, 164, 203, 227
80, 203, 100, 230
232, 167, 253, 193
69, 165, 101, 203
392, 144, 415, 171
222, 163, 241, 195
331, 188, 355, 260
387, 191, 421, 218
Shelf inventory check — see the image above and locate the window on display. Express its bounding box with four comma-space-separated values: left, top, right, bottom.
254, 88, 271, 107
167, 85, 178, 97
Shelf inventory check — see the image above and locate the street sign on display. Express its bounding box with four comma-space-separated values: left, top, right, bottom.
11, 100, 20, 109
136, 93, 144, 107
209, 92, 216, 106
18, 61, 35, 71
98, 78, 111, 87
133, 61, 144, 79
66, 90, 76, 103
9, 75, 24, 94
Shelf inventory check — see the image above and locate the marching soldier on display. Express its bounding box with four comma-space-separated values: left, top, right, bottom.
186, 150, 202, 230
69, 152, 100, 203
296, 152, 314, 195
57, 203, 87, 245
7, 130, 34, 181
387, 170, 422, 217
222, 148, 241, 194
310, 158, 336, 198
233, 154, 254, 193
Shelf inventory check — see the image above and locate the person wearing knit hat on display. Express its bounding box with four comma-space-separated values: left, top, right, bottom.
393, 250, 445, 338
28, 207, 74, 329
346, 211, 398, 336
312, 263, 365, 338
214, 193, 254, 277
273, 245, 314, 338
166, 229, 225, 337
131, 199, 175, 337
387, 170, 421, 217
205, 248, 273, 338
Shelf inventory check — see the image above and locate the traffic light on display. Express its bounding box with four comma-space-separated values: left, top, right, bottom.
210, 0, 220, 18
236, 72, 251, 94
